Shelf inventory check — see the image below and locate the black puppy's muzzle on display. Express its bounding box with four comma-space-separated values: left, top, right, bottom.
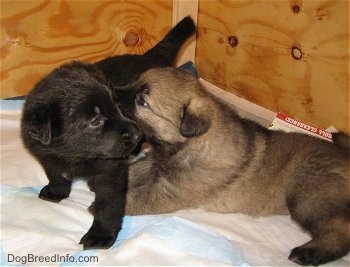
113, 84, 145, 155
120, 121, 142, 146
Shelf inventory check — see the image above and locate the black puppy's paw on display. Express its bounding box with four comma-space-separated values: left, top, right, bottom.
39, 184, 70, 203
288, 246, 337, 266
79, 228, 116, 250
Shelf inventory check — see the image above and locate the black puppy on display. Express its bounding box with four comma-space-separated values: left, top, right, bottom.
20, 16, 196, 249
21, 62, 142, 249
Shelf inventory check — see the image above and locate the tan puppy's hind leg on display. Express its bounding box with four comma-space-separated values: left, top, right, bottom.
288, 208, 350, 265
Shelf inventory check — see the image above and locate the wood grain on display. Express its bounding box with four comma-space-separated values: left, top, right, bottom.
0, 0, 172, 98
196, 0, 349, 133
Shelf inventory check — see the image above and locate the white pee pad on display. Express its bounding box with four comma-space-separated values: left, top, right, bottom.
1, 100, 349, 266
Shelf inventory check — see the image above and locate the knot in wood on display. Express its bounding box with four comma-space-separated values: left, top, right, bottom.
291, 46, 302, 60
292, 4, 300, 13
124, 31, 140, 47
228, 35, 238, 47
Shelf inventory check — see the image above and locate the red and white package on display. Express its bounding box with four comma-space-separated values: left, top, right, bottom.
269, 112, 333, 142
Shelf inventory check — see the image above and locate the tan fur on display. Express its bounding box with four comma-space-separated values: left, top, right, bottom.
119, 68, 350, 265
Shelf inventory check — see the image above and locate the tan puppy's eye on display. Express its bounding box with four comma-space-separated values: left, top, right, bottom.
135, 84, 150, 107
135, 94, 148, 107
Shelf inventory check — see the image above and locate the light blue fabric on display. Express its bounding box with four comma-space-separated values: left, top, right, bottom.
0, 99, 25, 111
0, 245, 9, 267
115, 215, 250, 265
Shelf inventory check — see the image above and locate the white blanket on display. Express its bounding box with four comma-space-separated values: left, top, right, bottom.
1, 100, 348, 266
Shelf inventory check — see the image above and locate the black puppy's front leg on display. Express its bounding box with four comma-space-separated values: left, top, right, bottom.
80, 166, 127, 250
39, 165, 72, 202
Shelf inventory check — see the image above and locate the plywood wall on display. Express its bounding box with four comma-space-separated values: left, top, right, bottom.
196, 0, 349, 133
2, 0, 349, 133
0, 0, 172, 98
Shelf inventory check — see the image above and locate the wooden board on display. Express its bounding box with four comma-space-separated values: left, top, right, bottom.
0, 0, 172, 98
196, 0, 349, 133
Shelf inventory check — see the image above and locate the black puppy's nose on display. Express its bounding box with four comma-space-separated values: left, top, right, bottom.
122, 133, 132, 143
122, 123, 142, 144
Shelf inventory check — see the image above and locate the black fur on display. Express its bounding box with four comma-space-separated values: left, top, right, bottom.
21, 61, 142, 249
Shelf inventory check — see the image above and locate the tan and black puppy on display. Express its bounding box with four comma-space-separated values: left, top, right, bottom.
117, 68, 350, 266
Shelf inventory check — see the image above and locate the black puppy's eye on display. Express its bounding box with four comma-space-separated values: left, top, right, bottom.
89, 106, 105, 128
90, 117, 103, 127
135, 94, 148, 107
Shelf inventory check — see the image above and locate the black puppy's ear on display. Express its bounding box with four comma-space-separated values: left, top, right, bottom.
27, 105, 53, 145
180, 98, 210, 137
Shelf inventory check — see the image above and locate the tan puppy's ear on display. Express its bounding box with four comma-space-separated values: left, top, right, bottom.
180, 98, 210, 137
